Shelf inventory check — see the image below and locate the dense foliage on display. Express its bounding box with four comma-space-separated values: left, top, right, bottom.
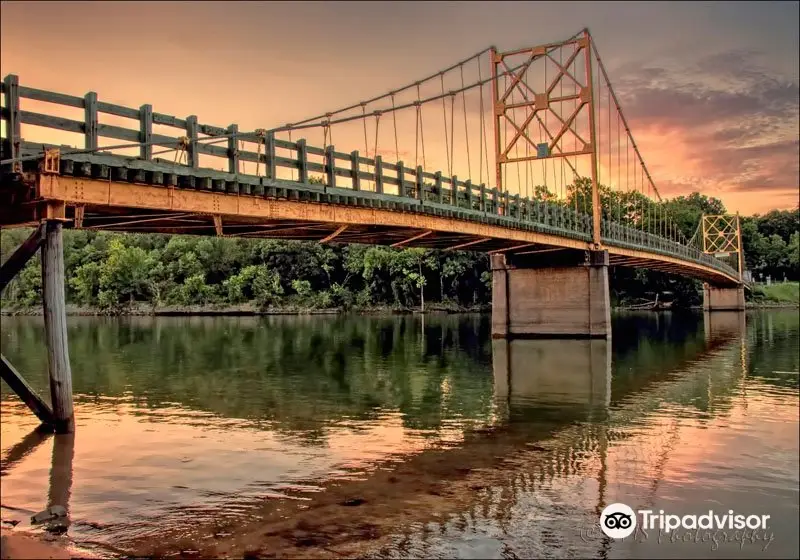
0, 230, 491, 311
1, 190, 796, 312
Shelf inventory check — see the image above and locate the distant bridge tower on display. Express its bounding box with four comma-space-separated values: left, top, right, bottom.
700, 213, 746, 311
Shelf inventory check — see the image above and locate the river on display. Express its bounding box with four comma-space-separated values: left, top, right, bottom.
1, 310, 798, 559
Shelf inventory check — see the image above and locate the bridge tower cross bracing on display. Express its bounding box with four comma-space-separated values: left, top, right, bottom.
489, 29, 605, 247
699, 213, 746, 311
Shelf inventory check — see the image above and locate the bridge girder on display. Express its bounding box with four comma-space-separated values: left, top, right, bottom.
0, 172, 741, 287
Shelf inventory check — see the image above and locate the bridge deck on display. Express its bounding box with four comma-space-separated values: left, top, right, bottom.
2, 151, 740, 287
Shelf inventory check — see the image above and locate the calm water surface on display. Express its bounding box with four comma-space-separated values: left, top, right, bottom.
1, 311, 798, 558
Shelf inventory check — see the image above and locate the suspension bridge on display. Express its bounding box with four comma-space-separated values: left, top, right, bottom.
0, 28, 748, 433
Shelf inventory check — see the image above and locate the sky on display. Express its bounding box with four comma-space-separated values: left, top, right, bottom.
1, 0, 798, 214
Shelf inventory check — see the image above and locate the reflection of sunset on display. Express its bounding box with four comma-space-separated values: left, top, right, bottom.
0, 398, 447, 547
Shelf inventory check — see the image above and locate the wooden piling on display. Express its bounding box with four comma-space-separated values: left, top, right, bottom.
41, 220, 74, 433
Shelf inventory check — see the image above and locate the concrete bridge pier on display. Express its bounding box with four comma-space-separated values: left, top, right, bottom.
703, 284, 746, 311
491, 250, 611, 339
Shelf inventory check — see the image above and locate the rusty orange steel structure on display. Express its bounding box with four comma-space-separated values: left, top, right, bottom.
701, 214, 745, 281
491, 30, 602, 244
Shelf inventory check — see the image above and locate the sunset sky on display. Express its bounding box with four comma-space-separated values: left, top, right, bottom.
1, 0, 798, 214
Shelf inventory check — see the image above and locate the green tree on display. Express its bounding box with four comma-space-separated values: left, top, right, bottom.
97, 239, 150, 309
180, 273, 213, 305
788, 232, 800, 271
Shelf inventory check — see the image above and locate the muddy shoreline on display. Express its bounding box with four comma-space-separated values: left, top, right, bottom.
2, 301, 794, 317
0, 303, 491, 317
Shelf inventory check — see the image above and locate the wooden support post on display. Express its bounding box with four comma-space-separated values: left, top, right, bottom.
227, 124, 239, 174
266, 132, 276, 180
416, 166, 424, 202
466, 180, 473, 210
0, 355, 55, 427
186, 116, 199, 168
326, 145, 336, 189
84, 92, 98, 151
435, 172, 443, 204
396, 161, 404, 196
480, 183, 486, 212
451, 175, 459, 207
374, 155, 383, 194
41, 221, 74, 434
139, 104, 153, 160
0, 224, 44, 293
3, 74, 21, 170
351, 150, 361, 191
297, 139, 308, 184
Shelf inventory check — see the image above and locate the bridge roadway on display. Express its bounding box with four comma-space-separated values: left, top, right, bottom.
4, 148, 739, 287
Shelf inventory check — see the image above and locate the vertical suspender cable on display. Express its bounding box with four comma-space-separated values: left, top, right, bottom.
449, 92, 455, 178
542, 52, 548, 208
415, 100, 420, 170
478, 57, 485, 185
478, 55, 491, 186
511, 88, 522, 197
616, 113, 621, 228
626, 126, 629, 226
361, 103, 369, 161
391, 94, 399, 163
460, 65, 472, 180
440, 76, 451, 176
607, 76, 611, 226
373, 112, 381, 191
419, 96, 427, 170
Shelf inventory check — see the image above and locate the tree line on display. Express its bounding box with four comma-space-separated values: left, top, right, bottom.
0, 230, 491, 311
0, 188, 796, 312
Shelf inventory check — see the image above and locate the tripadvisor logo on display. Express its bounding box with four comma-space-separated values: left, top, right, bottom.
600, 503, 637, 538
599, 503, 771, 539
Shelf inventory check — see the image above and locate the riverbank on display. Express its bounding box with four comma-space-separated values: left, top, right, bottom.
3, 301, 797, 317
746, 301, 800, 308
0, 302, 492, 317
750, 281, 800, 306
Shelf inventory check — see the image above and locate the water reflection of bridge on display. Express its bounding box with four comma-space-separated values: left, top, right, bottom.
375, 313, 757, 559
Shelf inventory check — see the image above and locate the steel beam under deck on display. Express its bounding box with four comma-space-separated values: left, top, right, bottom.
1, 174, 742, 287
